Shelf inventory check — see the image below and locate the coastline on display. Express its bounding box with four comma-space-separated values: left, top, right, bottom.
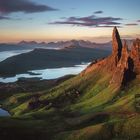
0, 105, 11, 117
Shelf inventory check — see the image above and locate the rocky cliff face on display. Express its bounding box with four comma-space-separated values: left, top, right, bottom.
130, 39, 140, 74
81, 27, 140, 88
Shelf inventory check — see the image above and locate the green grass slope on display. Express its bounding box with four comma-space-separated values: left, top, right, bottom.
0, 63, 140, 140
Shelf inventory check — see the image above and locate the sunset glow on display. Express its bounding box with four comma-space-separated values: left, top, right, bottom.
0, 0, 140, 43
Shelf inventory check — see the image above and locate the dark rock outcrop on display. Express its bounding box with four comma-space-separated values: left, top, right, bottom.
28, 97, 40, 110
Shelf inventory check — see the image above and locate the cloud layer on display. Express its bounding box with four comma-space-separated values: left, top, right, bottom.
125, 23, 138, 26
0, 15, 10, 20
0, 0, 57, 14
94, 11, 103, 14
50, 14, 122, 28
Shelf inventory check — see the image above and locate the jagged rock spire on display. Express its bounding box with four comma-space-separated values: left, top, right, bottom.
110, 40, 129, 86
112, 27, 123, 65
82, 27, 139, 88
110, 39, 136, 87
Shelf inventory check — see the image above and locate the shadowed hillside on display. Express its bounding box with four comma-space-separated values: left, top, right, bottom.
0, 27, 140, 140
0, 46, 110, 77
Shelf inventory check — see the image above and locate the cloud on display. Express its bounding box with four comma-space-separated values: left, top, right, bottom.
125, 23, 138, 26
50, 14, 122, 28
71, 8, 76, 10
0, 15, 10, 20
0, 0, 58, 15
137, 20, 140, 22
94, 11, 103, 14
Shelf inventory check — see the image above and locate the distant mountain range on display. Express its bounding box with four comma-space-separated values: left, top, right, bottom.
46, 40, 112, 50
0, 40, 112, 52
0, 41, 46, 52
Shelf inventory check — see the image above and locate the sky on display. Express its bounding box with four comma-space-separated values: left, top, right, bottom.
0, 0, 140, 43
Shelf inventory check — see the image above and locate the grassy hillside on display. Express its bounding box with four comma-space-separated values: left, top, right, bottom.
0, 29, 139, 139
0, 63, 139, 140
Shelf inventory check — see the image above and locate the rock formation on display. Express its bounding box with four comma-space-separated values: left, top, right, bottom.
110, 40, 136, 87
109, 28, 140, 87
112, 26, 123, 66
81, 27, 140, 88
130, 38, 140, 74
